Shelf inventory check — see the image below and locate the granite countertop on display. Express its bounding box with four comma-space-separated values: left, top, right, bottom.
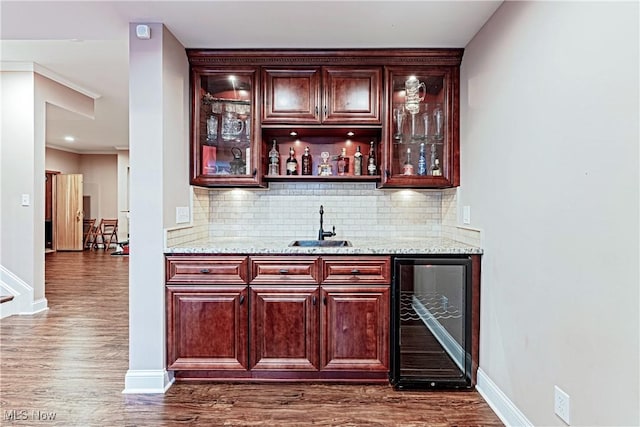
165, 236, 482, 255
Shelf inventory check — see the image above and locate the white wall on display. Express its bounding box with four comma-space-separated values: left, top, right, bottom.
125, 23, 189, 393
45, 147, 81, 173
460, 2, 639, 426
80, 154, 118, 221
1, 68, 93, 309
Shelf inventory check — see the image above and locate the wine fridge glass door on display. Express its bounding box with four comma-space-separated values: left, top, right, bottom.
391, 257, 472, 389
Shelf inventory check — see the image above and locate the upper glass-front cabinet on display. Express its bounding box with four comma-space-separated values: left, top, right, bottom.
190, 67, 262, 187
381, 67, 459, 188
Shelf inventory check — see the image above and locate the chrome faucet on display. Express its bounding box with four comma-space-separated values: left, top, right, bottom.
318, 205, 336, 240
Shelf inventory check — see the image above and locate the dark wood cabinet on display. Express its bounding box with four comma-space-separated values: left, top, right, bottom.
321, 285, 390, 372
250, 286, 319, 371
262, 67, 381, 125
166, 254, 391, 382
380, 66, 460, 188
189, 66, 263, 187
187, 49, 462, 188
166, 285, 248, 371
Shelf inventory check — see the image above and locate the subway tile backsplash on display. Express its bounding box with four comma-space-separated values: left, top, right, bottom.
206, 183, 442, 239
166, 184, 481, 247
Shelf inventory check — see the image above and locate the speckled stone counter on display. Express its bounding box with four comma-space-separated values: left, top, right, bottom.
165, 236, 482, 255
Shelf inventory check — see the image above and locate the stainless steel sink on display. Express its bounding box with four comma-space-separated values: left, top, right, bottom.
289, 240, 352, 247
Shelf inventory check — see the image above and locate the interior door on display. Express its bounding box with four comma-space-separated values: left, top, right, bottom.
55, 173, 83, 251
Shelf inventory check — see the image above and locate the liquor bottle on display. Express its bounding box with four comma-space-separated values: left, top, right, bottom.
403, 147, 414, 175
286, 146, 298, 175
301, 146, 313, 175
367, 141, 377, 175
431, 158, 442, 176
337, 147, 349, 175
268, 139, 280, 175
417, 142, 427, 176
353, 145, 363, 176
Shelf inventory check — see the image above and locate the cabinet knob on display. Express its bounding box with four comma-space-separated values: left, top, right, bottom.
312, 296, 317, 305
252, 168, 257, 177
279, 269, 289, 275
385, 169, 390, 178
239, 295, 245, 305
200, 268, 210, 274
350, 269, 361, 275
323, 296, 327, 305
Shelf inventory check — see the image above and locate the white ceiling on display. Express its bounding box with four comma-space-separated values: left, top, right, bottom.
0, 0, 502, 154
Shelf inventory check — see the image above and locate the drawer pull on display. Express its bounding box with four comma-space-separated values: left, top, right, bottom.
239, 295, 245, 305
350, 269, 361, 275
323, 296, 327, 305
199, 268, 210, 274
312, 296, 317, 305
279, 269, 289, 275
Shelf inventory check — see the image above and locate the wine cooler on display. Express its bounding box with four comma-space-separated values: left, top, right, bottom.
390, 257, 473, 389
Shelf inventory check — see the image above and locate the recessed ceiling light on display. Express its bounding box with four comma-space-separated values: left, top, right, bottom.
64, 136, 75, 142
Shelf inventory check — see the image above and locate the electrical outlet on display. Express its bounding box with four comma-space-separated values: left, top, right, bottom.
175, 207, 190, 224
554, 385, 570, 425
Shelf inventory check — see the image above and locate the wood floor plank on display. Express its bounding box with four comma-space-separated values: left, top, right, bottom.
0, 251, 503, 426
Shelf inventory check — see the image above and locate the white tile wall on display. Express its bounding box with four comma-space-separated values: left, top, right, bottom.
166, 183, 482, 247
207, 183, 442, 239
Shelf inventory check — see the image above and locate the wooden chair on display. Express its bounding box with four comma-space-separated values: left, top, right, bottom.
97, 219, 119, 250
82, 218, 98, 250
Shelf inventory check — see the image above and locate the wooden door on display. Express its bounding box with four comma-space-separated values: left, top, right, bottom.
323, 67, 382, 124
250, 286, 319, 371
55, 173, 83, 251
166, 286, 249, 371
321, 285, 390, 372
262, 68, 321, 124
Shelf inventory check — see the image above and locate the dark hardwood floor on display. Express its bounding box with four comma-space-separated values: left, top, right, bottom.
0, 251, 502, 426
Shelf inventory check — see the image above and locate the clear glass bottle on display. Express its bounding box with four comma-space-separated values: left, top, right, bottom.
337, 147, 349, 175
301, 146, 313, 175
353, 145, 363, 176
403, 147, 414, 176
431, 158, 442, 176
367, 141, 377, 176
286, 146, 298, 175
268, 139, 280, 175
417, 142, 427, 176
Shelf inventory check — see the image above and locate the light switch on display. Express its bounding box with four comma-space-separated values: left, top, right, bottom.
463, 205, 471, 224
176, 207, 190, 224
21, 194, 30, 206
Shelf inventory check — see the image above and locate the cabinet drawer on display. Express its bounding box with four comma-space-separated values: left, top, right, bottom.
249, 256, 320, 284
321, 256, 391, 285
166, 256, 249, 284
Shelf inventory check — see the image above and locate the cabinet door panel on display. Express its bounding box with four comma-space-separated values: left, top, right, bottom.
262, 68, 321, 123
250, 286, 319, 370
323, 67, 381, 124
321, 286, 389, 371
167, 286, 248, 370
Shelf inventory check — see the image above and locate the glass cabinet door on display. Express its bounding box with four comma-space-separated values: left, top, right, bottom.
191, 68, 262, 187
382, 68, 459, 188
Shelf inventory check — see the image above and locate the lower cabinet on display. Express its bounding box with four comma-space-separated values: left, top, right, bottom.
166, 254, 391, 382
322, 285, 389, 372
166, 285, 248, 371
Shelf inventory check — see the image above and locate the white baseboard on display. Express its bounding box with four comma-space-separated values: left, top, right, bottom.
123, 369, 174, 394
1, 266, 48, 318
476, 368, 533, 427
